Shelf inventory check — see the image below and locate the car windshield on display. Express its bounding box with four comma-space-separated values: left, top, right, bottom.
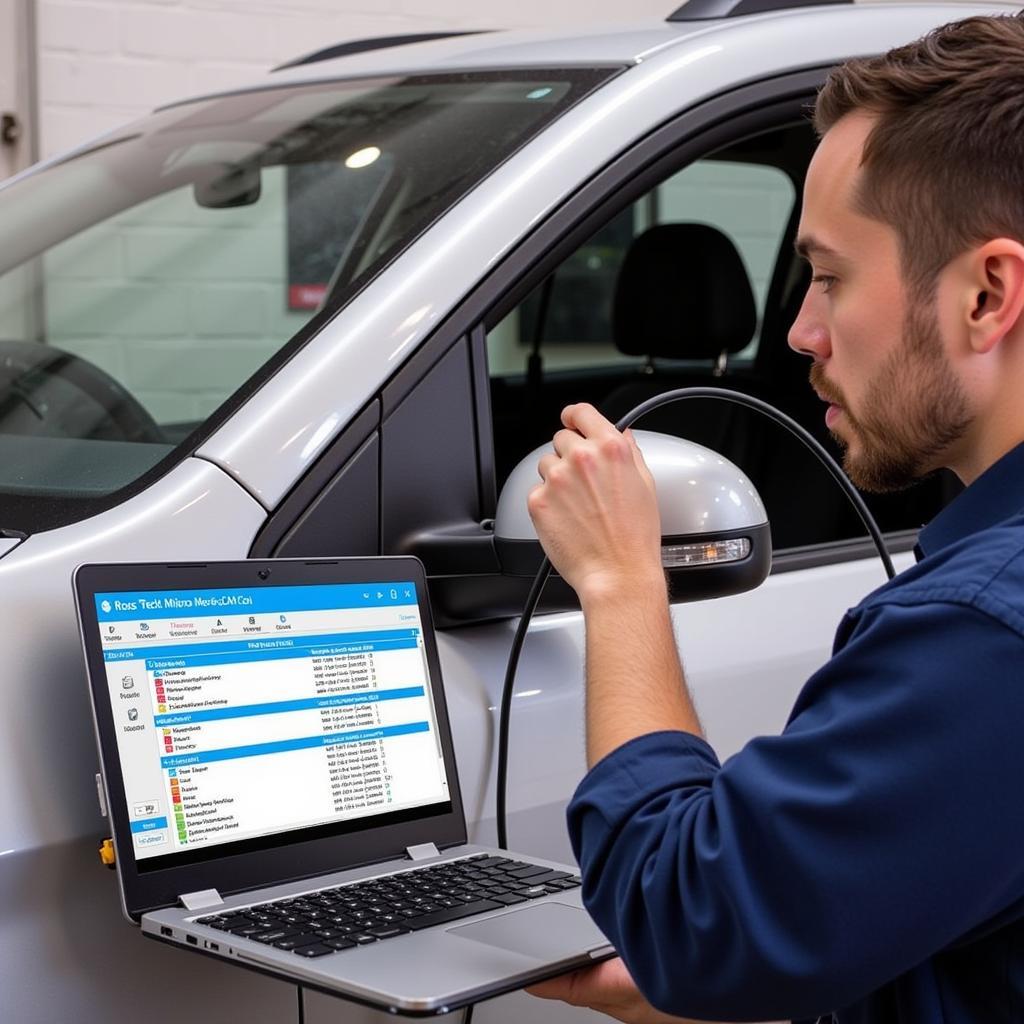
0, 68, 614, 534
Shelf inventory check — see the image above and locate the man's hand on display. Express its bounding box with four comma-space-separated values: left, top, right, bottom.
529, 403, 701, 762
528, 957, 722, 1024
527, 403, 664, 608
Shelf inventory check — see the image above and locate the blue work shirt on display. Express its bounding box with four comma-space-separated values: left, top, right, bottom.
568, 441, 1024, 1023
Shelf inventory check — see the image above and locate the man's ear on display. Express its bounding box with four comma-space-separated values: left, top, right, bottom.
964, 240, 1024, 354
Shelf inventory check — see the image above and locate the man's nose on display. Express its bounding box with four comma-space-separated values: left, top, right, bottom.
787, 290, 831, 361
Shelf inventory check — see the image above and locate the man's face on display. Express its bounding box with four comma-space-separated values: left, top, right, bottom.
789, 112, 972, 492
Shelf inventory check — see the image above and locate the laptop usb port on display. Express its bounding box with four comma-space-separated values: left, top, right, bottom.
186, 934, 197, 945
206, 941, 220, 952
160, 926, 172, 938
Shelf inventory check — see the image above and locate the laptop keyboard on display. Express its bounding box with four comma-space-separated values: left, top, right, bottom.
195, 854, 582, 959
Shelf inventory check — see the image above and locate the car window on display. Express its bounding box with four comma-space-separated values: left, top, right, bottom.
487, 158, 794, 379
27, 162, 391, 442
485, 122, 958, 551
0, 68, 615, 534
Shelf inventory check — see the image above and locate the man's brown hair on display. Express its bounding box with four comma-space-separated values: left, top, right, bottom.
815, 13, 1024, 298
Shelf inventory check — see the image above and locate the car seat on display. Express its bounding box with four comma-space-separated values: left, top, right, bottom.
599, 223, 868, 550
599, 222, 758, 446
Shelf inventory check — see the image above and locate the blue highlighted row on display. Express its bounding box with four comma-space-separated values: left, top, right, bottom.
154, 686, 426, 726
131, 816, 168, 834
103, 628, 420, 665
144, 637, 418, 672
160, 721, 430, 769
96, 582, 419, 622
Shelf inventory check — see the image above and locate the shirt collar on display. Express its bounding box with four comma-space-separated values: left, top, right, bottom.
916, 440, 1024, 560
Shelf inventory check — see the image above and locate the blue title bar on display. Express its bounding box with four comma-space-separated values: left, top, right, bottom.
94, 582, 418, 622
102, 628, 420, 665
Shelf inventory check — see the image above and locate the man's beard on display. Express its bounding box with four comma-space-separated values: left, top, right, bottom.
809, 300, 971, 493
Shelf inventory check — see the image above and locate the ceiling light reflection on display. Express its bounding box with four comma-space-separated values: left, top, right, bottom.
345, 146, 381, 169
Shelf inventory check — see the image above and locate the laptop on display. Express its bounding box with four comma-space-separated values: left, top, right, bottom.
74, 555, 614, 1015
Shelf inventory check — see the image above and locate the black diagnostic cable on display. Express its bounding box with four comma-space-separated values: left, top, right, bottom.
494, 386, 896, 850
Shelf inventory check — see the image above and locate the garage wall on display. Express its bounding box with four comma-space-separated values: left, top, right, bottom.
35, 0, 677, 160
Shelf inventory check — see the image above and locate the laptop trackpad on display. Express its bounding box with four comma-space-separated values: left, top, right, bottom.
447, 902, 608, 961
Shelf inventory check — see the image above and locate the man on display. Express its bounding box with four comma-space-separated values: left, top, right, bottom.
526, 14, 1024, 1024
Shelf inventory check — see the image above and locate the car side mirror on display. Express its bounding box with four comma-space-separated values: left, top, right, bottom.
402, 431, 770, 624
494, 430, 771, 602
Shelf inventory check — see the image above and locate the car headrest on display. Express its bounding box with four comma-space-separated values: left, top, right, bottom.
612, 223, 756, 360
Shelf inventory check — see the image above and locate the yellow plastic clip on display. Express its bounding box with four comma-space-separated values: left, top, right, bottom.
99, 838, 116, 869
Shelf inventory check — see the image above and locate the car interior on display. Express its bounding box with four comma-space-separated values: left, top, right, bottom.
486, 120, 963, 553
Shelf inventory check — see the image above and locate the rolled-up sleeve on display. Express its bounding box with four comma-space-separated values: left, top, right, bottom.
567, 599, 1024, 1022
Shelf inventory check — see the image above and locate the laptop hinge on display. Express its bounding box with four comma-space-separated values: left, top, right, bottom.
405, 842, 440, 862
179, 888, 224, 912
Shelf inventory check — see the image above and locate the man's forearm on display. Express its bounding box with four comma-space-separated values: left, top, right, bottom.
581, 576, 703, 766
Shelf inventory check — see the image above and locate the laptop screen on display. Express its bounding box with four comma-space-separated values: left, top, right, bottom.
93, 580, 452, 872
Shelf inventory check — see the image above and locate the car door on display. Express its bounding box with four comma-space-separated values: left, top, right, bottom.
254, 69, 956, 1024
255, 69, 938, 839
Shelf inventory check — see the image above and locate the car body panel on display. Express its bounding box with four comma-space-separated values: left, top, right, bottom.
0, 536, 22, 560
450, 550, 911, 863
262, 24, 706, 82
0, 458, 265, 853
0, 836, 295, 1024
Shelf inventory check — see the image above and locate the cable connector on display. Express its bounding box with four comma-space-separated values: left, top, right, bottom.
99, 838, 116, 869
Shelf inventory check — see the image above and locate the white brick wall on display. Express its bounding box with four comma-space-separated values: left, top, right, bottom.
42, 167, 307, 423
34, 0, 676, 161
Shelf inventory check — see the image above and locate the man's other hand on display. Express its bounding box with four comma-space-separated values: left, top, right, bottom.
527, 403, 665, 607
527, 957, 722, 1024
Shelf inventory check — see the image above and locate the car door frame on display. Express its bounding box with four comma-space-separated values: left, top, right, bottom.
251, 64, 917, 619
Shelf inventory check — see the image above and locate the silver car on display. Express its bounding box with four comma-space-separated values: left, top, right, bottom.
0, 2, 997, 1021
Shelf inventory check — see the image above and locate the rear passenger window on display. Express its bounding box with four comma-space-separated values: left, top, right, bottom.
485, 123, 958, 552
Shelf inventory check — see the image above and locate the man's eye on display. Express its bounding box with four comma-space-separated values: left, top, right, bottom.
811, 274, 837, 294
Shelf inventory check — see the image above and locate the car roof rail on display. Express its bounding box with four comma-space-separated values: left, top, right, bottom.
273, 31, 489, 71
668, 0, 851, 20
